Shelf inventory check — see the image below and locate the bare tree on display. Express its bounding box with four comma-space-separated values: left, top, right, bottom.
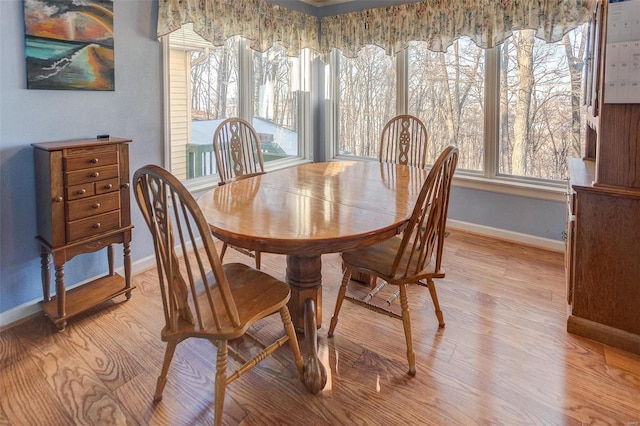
500, 38, 512, 173
408, 39, 484, 170
190, 40, 238, 120
564, 24, 587, 155
511, 30, 535, 176
338, 46, 396, 158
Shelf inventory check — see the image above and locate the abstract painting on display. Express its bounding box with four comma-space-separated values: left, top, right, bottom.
24, 0, 114, 90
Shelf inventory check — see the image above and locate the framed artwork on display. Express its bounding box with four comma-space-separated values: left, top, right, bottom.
23, 0, 115, 90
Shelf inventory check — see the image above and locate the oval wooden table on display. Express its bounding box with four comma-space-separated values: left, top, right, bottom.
197, 161, 427, 393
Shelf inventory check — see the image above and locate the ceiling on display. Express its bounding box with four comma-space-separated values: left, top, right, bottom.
299, 0, 354, 6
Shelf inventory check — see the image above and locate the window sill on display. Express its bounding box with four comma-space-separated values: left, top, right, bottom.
332, 156, 567, 202
184, 156, 314, 196
185, 157, 567, 204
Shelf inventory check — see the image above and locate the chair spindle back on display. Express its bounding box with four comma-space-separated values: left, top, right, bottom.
392, 145, 458, 280
379, 114, 429, 168
133, 165, 240, 333
213, 118, 265, 184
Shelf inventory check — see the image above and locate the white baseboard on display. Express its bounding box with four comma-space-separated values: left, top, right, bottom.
1, 226, 562, 329
447, 219, 565, 252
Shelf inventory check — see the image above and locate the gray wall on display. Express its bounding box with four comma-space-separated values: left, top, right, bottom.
0, 0, 163, 317
0, 0, 565, 323
449, 187, 566, 240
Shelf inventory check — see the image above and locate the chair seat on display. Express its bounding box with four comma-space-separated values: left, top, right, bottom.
342, 238, 444, 285
222, 262, 290, 330
165, 263, 291, 341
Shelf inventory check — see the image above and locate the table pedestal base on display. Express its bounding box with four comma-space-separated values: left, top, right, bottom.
285, 255, 322, 331
285, 255, 327, 394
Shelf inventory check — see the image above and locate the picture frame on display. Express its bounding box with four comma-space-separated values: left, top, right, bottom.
23, 0, 115, 90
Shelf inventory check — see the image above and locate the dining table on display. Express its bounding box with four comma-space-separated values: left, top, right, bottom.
197, 160, 428, 393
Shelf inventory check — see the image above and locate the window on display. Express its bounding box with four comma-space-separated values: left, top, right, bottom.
408, 37, 485, 171
329, 26, 587, 186
334, 46, 396, 160
164, 25, 312, 184
252, 45, 310, 161
498, 29, 586, 180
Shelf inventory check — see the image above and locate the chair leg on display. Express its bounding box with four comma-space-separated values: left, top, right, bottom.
214, 340, 228, 426
154, 340, 178, 401
328, 268, 351, 337
426, 278, 445, 328
399, 285, 416, 376
220, 242, 228, 262
280, 306, 304, 378
255, 251, 261, 270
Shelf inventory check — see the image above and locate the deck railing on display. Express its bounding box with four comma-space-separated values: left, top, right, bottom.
186, 144, 216, 179
186, 139, 289, 179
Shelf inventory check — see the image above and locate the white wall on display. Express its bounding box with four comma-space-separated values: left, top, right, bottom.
0, 0, 163, 321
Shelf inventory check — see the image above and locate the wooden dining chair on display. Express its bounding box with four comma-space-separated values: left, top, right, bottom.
329, 145, 458, 376
379, 114, 429, 168
212, 117, 265, 268
133, 164, 304, 426
348, 114, 430, 286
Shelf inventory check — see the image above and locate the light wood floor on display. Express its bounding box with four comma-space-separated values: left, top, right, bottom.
1, 231, 639, 425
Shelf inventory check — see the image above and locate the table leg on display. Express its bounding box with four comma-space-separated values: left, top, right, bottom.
285, 255, 327, 394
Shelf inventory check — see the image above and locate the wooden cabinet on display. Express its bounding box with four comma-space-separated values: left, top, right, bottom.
566, 0, 640, 354
566, 160, 640, 354
33, 137, 134, 330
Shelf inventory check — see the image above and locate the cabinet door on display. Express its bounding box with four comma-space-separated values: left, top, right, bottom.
572, 191, 640, 335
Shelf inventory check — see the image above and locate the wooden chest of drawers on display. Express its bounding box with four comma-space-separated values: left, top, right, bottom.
32, 137, 134, 330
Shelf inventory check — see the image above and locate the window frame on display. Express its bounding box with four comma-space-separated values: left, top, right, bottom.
161, 35, 314, 193
325, 44, 569, 203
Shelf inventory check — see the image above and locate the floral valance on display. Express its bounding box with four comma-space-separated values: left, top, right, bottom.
157, 0, 596, 58
320, 0, 597, 57
157, 0, 320, 56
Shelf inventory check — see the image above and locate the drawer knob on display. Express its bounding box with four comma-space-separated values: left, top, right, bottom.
92, 203, 101, 209
77, 189, 86, 195
90, 158, 99, 164
121, 183, 130, 189
104, 183, 113, 190
93, 223, 101, 229
54, 196, 63, 203
91, 172, 100, 178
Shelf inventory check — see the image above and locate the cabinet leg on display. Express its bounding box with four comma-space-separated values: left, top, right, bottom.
54, 263, 66, 323
40, 246, 51, 302
108, 244, 115, 276
124, 241, 132, 299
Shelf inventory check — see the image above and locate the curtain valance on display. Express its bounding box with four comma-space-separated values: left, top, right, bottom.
157, 0, 320, 56
157, 0, 596, 58
320, 0, 597, 57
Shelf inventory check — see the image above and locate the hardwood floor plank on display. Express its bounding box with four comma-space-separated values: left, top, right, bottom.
55, 305, 147, 391
1, 230, 639, 425
0, 330, 74, 425
12, 317, 137, 425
